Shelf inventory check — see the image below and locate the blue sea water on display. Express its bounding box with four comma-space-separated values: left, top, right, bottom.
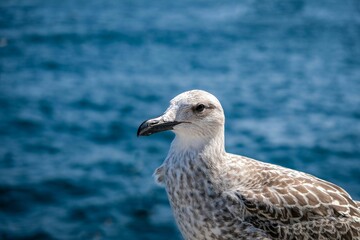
0, 0, 360, 239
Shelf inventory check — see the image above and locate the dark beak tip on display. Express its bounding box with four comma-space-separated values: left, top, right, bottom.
137, 126, 144, 137
137, 130, 149, 137
137, 119, 151, 137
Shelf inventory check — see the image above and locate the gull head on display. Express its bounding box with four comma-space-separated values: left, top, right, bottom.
137, 90, 225, 141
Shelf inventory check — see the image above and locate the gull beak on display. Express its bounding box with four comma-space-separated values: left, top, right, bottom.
137, 117, 182, 137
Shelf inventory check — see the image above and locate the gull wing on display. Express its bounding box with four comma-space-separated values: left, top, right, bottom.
224, 155, 360, 239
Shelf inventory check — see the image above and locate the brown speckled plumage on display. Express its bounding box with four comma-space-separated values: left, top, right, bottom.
138, 90, 360, 240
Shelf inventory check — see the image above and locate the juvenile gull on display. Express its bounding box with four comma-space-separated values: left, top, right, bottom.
137, 90, 360, 240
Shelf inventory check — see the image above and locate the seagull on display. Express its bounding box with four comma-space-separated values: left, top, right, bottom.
137, 90, 360, 240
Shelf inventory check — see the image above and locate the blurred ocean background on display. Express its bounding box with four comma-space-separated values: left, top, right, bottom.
1, 0, 360, 239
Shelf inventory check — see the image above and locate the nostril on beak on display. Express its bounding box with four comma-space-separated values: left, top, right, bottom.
148, 119, 160, 126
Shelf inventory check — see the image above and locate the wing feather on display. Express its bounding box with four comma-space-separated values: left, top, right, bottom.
224, 156, 360, 238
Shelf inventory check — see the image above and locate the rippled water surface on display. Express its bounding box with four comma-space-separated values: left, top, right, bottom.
1, 0, 360, 239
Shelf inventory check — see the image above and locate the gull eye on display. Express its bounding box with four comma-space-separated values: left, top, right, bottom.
194, 104, 206, 113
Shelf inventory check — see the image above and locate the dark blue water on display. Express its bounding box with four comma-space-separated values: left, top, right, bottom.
1, 0, 360, 239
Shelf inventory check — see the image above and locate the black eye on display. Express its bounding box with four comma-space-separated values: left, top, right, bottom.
195, 104, 206, 113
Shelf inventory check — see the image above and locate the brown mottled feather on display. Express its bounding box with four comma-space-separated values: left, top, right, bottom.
225, 155, 360, 239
